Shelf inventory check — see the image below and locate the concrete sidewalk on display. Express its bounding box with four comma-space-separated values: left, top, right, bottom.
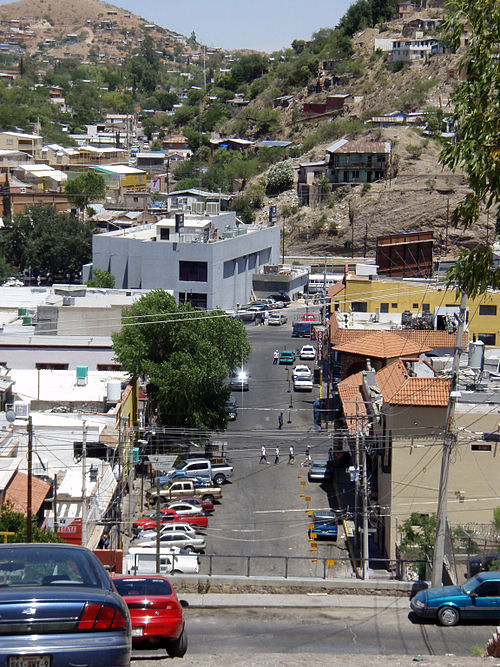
182, 592, 410, 609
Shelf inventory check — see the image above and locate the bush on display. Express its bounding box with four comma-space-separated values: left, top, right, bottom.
266, 161, 294, 195
361, 183, 372, 196
391, 60, 405, 73
327, 221, 338, 236
406, 144, 423, 160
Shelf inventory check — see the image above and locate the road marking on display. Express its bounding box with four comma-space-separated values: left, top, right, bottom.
254, 507, 331, 514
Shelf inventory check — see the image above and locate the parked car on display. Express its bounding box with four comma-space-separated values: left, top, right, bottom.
163, 502, 209, 519
146, 480, 222, 506
123, 549, 200, 576
302, 313, 316, 321
166, 458, 234, 486
133, 508, 207, 534
268, 313, 288, 326
467, 553, 500, 577
113, 575, 187, 657
410, 572, 500, 626
293, 374, 313, 391
133, 522, 198, 544
226, 396, 238, 420
268, 293, 290, 306
299, 344, 316, 360
308, 460, 330, 482
309, 511, 338, 540
0, 543, 131, 666
136, 533, 206, 553
279, 350, 296, 365
167, 498, 214, 515
230, 367, 249, 391
292, 364, 312, 380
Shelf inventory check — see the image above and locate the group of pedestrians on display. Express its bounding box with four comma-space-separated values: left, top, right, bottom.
259, 444, 311, 466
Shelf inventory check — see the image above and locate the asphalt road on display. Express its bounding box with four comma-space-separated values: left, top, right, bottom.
201, 308, 354, 577
132, 605, 494, 664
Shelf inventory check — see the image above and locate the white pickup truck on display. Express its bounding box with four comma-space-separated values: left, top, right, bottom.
167, 458, 234, 485
124, 547, 199, 575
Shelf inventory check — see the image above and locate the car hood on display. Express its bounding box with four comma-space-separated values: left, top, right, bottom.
419, 584, 463, 602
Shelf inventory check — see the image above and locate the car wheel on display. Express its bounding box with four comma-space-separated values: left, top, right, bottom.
185, 546, 195, 553
213, 474, 225, 486
202, 494, 215, 503
437, 606, 460, 626
167, 630, 188, 658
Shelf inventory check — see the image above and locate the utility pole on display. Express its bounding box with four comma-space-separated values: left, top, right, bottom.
354, 399, 360, 550
156, 475, 161, 574
53, 473, 58, 535
26, 416, 33, 543
81, 421, 87, 548
431, 291, 468, 587
361, 431, 369, 580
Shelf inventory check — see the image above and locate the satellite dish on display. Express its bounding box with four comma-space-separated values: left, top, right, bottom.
5, 410, 16, 423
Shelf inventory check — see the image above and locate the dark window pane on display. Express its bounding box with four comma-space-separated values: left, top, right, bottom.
179, 261, 207, 282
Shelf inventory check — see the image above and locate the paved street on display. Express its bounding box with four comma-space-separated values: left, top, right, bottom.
200, 308, 353, 577
132, 604, 494, 664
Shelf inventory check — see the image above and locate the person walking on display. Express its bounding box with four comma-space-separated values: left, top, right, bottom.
278, 411, 284, 430
274, 446, 280, 464
259, 445, 269, 464
301, 444, 312, 467
273, 349, 279, 365
288, 445, 295, 464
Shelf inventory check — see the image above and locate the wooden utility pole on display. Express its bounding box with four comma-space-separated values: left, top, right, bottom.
156, 475, 161, 574
361, 431, 369, 580
53, 473, 58, 535
431, 291, 468, 587
26, 416, 33, 543
81, 421, 88, 548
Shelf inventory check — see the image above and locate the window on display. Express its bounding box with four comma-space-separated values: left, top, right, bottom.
179, 292, 207, 309
36, 363, 69, 370
380, 303, 389, 313
391, 303, 398, 308
412, 303, 419, 309
479, 305, 497, 316
351, 302, 367, 313
97, 364, 121, 371
179, 261, 207, 282
160, 228, 169, 240
478, 333, 496, 346
422, 303, 430, 313
471, 443, 492, 452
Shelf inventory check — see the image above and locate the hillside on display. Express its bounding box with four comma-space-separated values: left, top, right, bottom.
0, 0, 184, 62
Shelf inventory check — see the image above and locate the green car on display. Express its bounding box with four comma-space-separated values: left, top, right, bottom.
279, 350, 295, 364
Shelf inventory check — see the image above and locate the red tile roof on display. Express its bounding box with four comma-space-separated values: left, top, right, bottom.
330, 326, 468, 351
4, 471, 50, 515
338, 371, 369, 435
327, 280, 345, 298
332, 330, 430, 359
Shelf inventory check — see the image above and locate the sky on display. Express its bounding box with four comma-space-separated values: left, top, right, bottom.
104, 0, 356, 52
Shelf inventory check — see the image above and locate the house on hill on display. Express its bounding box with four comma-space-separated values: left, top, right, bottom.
326, 139, 391, 186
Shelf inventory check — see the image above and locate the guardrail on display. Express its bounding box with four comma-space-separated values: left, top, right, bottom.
198, 554, 427, 580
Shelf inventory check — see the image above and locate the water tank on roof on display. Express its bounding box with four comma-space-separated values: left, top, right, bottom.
76, 365, 88, 386
468, 338, 484, 370
107, 380, 121, 403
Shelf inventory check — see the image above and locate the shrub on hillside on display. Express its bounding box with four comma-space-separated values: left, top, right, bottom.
266, 161, 294, 195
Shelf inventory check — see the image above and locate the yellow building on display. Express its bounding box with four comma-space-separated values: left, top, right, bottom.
331, 276, 500, 346
90, 165, 147, 193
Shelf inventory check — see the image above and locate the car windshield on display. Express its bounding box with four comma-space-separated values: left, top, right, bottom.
0, 546, 103, 587
114, 578, 173, 597
462, 576, 481, 594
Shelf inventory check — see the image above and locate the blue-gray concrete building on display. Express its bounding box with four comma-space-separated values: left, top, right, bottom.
86, 212, 280, 310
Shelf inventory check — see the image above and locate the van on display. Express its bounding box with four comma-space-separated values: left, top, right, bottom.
292, 321, 312, 338
123, 548, 199, 575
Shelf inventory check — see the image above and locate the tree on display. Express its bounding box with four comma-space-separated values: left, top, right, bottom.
440, 0, 500, 297
87, 269, 115, 288
0, 204, 95, 282
112, 290, 251, 430
0, 502, 62, 543
266, 160, 294, 195
65, 170, 106, 213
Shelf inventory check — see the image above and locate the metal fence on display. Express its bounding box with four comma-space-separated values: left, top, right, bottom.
198, 553, 427, 581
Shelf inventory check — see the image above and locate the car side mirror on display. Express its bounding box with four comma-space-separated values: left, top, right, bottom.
180, 599, 189, 608
469, 591, 477, 599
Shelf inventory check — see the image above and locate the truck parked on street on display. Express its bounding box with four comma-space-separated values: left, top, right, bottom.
124, 547, 200, 575
147, 479, 222, 506
165, 458, 233, 485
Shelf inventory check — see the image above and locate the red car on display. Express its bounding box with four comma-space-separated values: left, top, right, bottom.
113, 575, 187, 658
302, 313, 316, 321
133, 509, 208, 534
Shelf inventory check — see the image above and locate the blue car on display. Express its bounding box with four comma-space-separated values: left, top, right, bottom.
0, 543, 131, 666
410, 571, 500, 626
309, 511, 338, 541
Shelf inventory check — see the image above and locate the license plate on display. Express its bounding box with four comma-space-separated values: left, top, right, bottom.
9, 657, 51, 667
132, 626, 144, 637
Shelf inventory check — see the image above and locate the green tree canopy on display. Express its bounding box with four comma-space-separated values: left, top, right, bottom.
0, 502, 62, 543
441, 0, 500, 297
65, 171, 106, 212
87, 269, 115, 288
112, 290, 250, 430
0, 204, 95, 281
